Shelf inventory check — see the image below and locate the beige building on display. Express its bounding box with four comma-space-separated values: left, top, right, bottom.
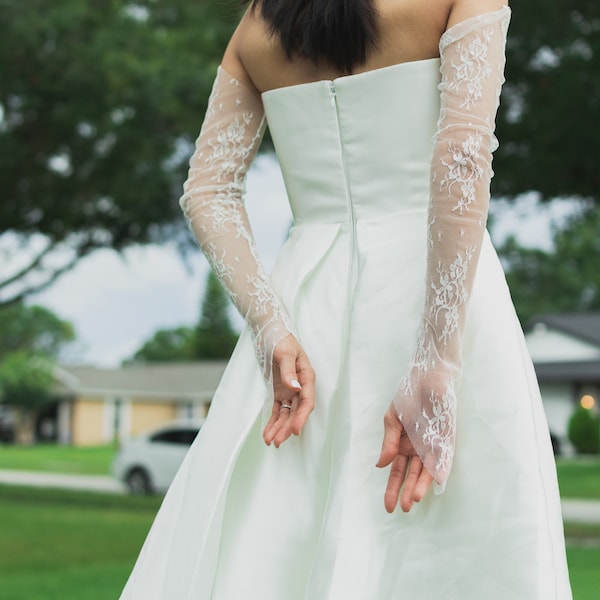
53, 362, 228, 446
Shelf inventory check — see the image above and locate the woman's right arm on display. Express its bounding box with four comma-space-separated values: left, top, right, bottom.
181, 38, 314, 445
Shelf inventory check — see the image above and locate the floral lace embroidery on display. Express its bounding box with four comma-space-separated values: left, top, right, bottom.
180, 68, 295, 378
393, 8, 510, 492
429, 248, 475, 345
440, 132, 484, 214
422, 385, 457, 474
205, 243, 236, 289
449, 29, 493, 110
207, 112, 255, 183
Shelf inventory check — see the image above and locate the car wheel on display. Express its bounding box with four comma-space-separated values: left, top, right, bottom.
126, 468, 152, 494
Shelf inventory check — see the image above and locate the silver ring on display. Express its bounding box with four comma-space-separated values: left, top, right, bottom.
280, 404, 292, 410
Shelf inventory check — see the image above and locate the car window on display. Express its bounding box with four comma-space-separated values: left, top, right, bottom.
150, 428, 199, 445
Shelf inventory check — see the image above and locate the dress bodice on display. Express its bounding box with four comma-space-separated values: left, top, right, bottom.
262, 58, 441, 225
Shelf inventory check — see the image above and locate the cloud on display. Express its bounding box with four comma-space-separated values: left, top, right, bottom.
33, 153, 291, 367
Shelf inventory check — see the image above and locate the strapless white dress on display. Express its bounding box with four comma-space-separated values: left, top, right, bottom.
120, 58, 571, 599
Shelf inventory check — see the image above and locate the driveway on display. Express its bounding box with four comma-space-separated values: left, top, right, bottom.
1, 469, 599, 523
561, 499, 600, 524
0, 469, 125, 494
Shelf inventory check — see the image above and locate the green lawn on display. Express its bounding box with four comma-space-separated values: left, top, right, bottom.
0, 485, 161, 600
567, 546, 600, 600
564, 520, 600, 599
0, 484, 598, 599
556, 458, 600, 500
0, 443, 116, 475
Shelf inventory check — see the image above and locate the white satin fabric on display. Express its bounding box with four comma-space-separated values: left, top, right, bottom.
120, 57, 571, 599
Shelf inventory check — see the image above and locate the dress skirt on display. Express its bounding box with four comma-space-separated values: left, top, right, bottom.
120, 207, 571, 599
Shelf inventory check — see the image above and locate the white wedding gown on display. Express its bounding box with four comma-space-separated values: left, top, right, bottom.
121, 8, 571, 599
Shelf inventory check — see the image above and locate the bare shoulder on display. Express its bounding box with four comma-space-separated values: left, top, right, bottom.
221, 7, 271, 93
222, 5, 289, 93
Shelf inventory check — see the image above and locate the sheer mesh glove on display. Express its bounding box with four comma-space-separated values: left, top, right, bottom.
180, 68, 296, 378
392, 7, 511, 492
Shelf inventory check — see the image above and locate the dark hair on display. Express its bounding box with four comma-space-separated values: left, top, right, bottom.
245, 0, 378, 73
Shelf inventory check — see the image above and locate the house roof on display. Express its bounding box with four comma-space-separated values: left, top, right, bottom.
526, 313, 600, 348
57, 362, 229, 402
534, 360, 600, 384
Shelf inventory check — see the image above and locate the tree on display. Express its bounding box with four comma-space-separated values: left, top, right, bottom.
0, 0, 240, 305
498, 208, 600, 324
128, 271, 238, 363
494, 1, 600, 203
0, 303, 75, 359
492, 2, 600, 322
192, 272, 238, 359
568, 405, 600, 454
130, 326, 194, 363
5, 1, 597, 314
0, 303, 74, 442
0, 352, 55, 443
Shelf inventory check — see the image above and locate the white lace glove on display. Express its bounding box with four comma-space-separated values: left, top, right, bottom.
393, 7, 511, 492
180, 68, 296, 378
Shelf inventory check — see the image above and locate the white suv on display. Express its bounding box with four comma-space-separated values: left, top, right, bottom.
112, 420, 203, 494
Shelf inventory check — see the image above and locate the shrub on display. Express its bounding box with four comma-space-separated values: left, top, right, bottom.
568, 406, 600, 455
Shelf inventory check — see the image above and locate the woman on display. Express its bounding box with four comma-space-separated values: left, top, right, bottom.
121, 0, 572, 598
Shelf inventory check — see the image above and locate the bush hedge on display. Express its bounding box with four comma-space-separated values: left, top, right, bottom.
568, 406, 600, 455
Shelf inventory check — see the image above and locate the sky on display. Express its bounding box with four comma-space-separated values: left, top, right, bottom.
25, 153, 578, 367
30, 154, 292, 366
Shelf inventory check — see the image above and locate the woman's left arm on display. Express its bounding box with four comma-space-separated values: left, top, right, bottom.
378, 4, 511, 511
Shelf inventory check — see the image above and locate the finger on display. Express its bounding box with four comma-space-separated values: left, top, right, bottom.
277, 347, 303, 393
384, 454, 408, 513
400, 456, 423, 513
272, 396, 299, 448
263, 399, 285, 445
290, 361, 315, 436
412, 468, 434, 504
376, 411, 402, 468
264, 399, 293, 446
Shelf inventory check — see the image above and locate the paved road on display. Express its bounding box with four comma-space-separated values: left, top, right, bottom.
1, 470, 600, 523
561, 499, 600, 524
0, 469, 125, 494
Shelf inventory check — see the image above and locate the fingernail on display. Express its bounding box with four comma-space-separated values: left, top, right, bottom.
290, 379, 301, 389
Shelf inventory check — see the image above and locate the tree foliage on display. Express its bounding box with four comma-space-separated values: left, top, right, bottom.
568, 405, 600, 455
0, 352, 55, 411
192, 271, 238, 359
0, 303, 75, 359
0, 351, 56, 444
0, 303, 74, 440
2, 0, 599, 315
130, 326, 194, 363
495, 1, 600, 202
0, 0, 239, 305
129, 271, 238, 363
498, 209, 600, 324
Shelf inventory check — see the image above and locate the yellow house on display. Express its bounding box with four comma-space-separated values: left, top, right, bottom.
54, 362, 228, 446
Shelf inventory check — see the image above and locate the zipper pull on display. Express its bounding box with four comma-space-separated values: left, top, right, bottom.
329, 81, 336, 107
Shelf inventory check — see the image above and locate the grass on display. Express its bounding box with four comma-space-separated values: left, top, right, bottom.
0, 485, 161, 600
556, 457, 600, 500
0, 484, 598, 598
567, 546, 600, 600
0, 443, 116, 475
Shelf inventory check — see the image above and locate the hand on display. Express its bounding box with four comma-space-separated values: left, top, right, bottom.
263, 334, 315, 448
376, 403, 434, 513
